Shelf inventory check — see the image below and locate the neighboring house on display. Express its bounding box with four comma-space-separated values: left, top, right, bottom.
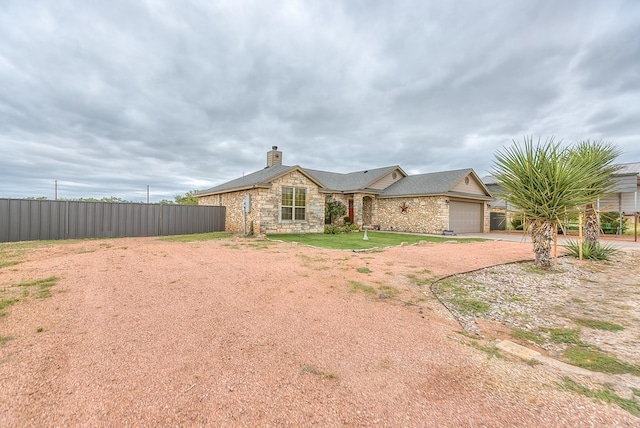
599, 162, 640, 215
482, 161, 640, 230
196, 147, 493, 235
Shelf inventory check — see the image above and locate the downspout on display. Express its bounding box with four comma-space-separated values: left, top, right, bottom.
635, 189, 638, 242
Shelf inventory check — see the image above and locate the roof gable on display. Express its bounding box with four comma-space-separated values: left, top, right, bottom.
380, 168, 491, 199
197, 165, 324, 196
305, 165, 405, 193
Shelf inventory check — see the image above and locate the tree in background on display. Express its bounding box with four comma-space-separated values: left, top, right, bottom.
174, 190, 199, 205
160, 190, 200, 205
492, 137, 620, 268
566, 140, 620, 246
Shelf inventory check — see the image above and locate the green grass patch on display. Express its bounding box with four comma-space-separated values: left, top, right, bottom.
546, 328, 583, 345
406, 273, 432, 287
573, 318, 624, 331
356, 267, 372, 274
0, 260, 20, 269
563, 348, 640, 375
455, 299, 491, 315
0, 297, 20, 316
632, 388, 640, 397
522, 264, 565, 275
14, 276, 59, 299
159, 232, 233, 242
560, 377, 640, 417
348, 280, 376, 295
269, 231, 484, 250
512, 328, 545, 345
15, 276, 58, 288
0, 335, 14, 345
435, 277, 490, 315
0, 240, 73, 269
378, 285, 400, 297
470, 342, 502, 359
300, 365, 337, 379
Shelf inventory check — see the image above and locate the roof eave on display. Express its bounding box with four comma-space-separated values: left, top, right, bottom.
196, 183, 272, 197
378, 192, 492, 201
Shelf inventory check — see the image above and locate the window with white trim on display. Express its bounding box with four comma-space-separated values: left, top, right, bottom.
281, 187, 306, 220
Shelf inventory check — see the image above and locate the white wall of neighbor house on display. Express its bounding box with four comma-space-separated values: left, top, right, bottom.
598, 188, 640, 213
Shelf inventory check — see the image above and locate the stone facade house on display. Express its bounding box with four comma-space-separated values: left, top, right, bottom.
196, 147, 493, 235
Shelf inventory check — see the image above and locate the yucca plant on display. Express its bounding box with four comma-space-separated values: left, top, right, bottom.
564, 240, 619, 261
492, 137, 620, 268
566, 141, 621, 246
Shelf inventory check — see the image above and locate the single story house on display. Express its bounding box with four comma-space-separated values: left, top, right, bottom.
196, 147, 493, 235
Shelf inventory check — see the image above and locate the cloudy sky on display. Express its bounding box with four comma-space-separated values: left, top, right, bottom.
1, 0, 638, 202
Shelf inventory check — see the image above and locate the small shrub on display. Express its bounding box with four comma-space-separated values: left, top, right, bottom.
324, 226, 340, 234
343, 216, 352, 224
563, 240, 618, 261
511, 217, 524, 230
323, 224, 359, 234
324, 199, 347, 224
356, 267, 372, 274
600, 212, 628, 234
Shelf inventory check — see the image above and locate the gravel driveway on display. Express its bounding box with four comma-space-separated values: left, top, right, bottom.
1, 236, 637, 426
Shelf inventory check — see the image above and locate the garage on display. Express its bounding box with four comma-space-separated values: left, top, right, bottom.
449, 200, 483, 233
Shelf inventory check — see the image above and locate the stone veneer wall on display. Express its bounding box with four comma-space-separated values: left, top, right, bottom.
260, 171, 324, 234
375, 196, 449, 234
482, 203, 491, 233
198, 170, 324, 234
198, 189, 264, 233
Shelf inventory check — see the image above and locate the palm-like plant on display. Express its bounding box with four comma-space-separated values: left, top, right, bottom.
492, 137, 619, 268
566, 141, 621, 246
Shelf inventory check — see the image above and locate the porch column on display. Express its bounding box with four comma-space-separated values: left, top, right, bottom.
353, 193, 364, 227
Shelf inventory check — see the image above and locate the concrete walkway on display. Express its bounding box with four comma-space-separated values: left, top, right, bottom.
459, 231, 640, 252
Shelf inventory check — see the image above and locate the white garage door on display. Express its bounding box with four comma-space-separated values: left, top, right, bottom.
449, 201, 482, 234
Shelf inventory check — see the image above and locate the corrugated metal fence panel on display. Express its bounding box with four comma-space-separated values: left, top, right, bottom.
0, 199, 226, 242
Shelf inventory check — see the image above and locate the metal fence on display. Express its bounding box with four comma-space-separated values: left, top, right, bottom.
0, 199, 226, 242
489, 212, 506, 231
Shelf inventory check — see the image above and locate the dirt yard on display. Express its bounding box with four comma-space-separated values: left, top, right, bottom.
1, 236, 638, 426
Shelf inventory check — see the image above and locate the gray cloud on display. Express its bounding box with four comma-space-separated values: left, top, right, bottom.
1, 0, 638, 201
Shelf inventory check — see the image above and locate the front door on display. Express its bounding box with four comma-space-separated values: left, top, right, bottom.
348, 199, 354, 224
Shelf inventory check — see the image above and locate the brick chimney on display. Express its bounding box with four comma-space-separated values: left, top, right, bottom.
267, 146, 282, 167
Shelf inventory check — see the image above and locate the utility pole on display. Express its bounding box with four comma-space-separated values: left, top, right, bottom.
54, 180, 58, 200
147, 185, 150, 204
